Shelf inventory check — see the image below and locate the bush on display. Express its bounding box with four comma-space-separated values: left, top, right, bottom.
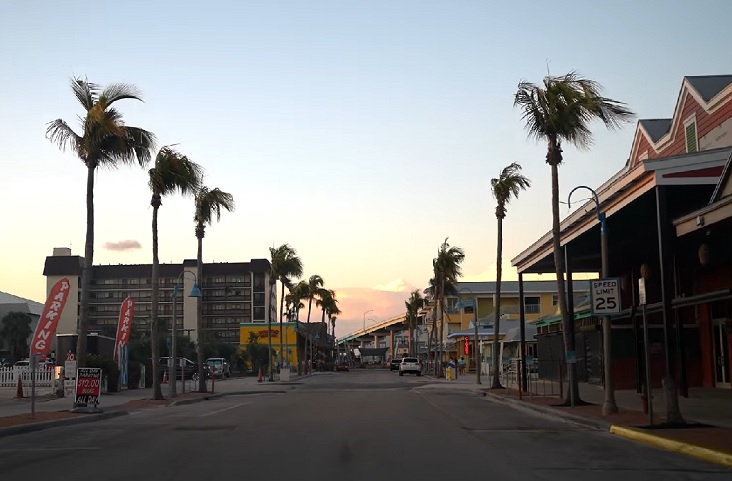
86, 354, 120, 392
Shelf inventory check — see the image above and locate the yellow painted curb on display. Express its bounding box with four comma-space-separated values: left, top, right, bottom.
610, 425, 732, 469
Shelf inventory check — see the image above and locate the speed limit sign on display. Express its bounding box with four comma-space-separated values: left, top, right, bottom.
591, 278, 621, 315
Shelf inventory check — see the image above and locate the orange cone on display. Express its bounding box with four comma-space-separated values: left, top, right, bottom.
162, 370, 168, 384
257, 368, 263, 383
15, 378, 24, 398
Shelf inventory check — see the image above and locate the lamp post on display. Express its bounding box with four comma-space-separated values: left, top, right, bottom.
456, 287, 480, 385
568, 185, 617, 414
363, 309, 373, 332
171, 271, 202, 397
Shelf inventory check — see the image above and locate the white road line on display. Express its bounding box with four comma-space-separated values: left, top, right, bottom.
199, 401, 251, 417
0, 447, 100, 452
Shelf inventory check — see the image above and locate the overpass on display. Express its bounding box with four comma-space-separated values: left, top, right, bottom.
336, 313, 409, 345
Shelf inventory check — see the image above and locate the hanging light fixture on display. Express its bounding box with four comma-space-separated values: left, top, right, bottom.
698, 243, 710, 266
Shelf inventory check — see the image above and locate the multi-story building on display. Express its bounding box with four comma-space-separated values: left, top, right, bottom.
42, 247, 275, 345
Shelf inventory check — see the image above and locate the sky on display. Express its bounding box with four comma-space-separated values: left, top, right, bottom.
2, 0, 732, 337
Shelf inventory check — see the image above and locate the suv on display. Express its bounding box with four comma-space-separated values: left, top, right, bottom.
389, 358, 402, 371
206, 358, 232, 379
399, 357, 422, 376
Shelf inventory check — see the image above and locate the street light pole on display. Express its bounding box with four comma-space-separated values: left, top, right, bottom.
363, 309, 373, 332
568, 185, 617, 414
170, 271, 202, 398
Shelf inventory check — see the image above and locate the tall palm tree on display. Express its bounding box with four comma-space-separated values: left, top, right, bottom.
148, 147, 203, 399
433, 238, 465, 377
317, 289, 340, 365
47, 78, 155, 367
490, 162, 531, 389
268, 244, 303, 380
193, 186, 235, 392
514, 71, 633, 407
289, 279, 309, 369
304, 275, 325, 372
405, 290, 424, 357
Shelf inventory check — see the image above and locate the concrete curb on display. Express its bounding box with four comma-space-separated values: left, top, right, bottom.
609, 425, 732, 469
481, 391, 608, 430
0, 410, 128, 439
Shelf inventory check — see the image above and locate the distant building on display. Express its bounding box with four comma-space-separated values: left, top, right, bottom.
0, 290, 44, 360
42, 247, 275, 345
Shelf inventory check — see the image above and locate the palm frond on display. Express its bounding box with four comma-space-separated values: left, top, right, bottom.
149, 146, 204, 197
99, 82, 144, 107
46, 119, 83, 157
491, 162, 531, 217
98, 125, 156, 169
195, 186, 236, 225
70, 77, 99, 111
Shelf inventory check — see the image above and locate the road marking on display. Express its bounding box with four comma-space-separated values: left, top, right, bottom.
199, 401, 251, 417
0, 447, 100, 452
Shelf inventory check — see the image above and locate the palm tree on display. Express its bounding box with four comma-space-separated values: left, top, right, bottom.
317, 289, 340, 366
193, 186, 235, 392
47, 78, 155, 367
268, 244, 304, 380
148, 146, 203, 399
0, 312, 33, 361
304, 275, 325, 372
514, 71, 633, 406
490, 162, 531, 389
432, 238, 465, 377
405, 290, 424, 357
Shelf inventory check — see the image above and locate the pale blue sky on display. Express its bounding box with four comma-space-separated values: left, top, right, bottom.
2, 0, 732, 335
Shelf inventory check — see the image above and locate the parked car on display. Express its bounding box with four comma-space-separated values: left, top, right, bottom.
389, 358, 402, 371
399, 357, 422, 376
159, 357, 210, 381
206, 358, 232, 378
336, 363, 350, 372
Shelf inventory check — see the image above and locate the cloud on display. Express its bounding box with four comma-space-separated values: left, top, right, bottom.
372, 279, 412, 292
103, 240, 142, 251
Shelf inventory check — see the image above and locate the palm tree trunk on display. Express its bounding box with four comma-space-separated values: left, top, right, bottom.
438, 280, 445, 378
196, 224, 207, 393
491, 215, 504, 388
151, 201, 163, 400
550, 160, 581, 404
279, 280, 285, 368
267, 280, 275, 381
306, 297, 313, 373
76, 164, 96, 369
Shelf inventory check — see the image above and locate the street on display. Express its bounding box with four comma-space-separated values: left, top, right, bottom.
0, 370, 728, 480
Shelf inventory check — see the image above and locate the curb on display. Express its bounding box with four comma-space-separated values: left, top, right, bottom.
167, 389, 291, 407
610, 425, 732, 469
481, 391, 608, 430
0, 410, 128, 439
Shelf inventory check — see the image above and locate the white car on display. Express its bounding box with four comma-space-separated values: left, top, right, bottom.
399, 357, 422, 376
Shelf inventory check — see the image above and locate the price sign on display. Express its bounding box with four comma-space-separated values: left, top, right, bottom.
74, 367, 103, 406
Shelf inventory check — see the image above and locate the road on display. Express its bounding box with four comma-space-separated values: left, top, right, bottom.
0, 370, 728, 480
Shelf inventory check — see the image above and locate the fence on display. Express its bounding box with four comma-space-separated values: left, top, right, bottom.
0, 366, 56, 388
482, 359, 565, 398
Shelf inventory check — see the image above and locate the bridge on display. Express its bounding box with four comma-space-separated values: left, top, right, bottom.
336, 313, 409, 345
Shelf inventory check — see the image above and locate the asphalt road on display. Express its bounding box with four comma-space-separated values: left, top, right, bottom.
0, 370, 728, 480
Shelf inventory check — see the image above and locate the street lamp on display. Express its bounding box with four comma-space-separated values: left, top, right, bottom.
170, 272, 202, 397
363, 309, 373, 332
455, 287, 480, 385
568, 185, 617, 414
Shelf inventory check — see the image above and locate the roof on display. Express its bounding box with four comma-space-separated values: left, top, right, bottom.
638, 119, 672, 143
0, 291, 44, 316
450, 280, 590, 295
685, 75, 732, 103
710, 149, 732, 202
447, 319, 538, 341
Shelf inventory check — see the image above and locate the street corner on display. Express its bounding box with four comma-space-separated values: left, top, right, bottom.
609, 425, 732, 469
0, 410, 127, 439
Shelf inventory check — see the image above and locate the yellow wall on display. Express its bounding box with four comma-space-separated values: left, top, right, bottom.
239, 323, 300, 366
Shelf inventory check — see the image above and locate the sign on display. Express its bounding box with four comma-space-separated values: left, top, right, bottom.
74, 368, 103, 407
257, 329, 279, 338
66, 350, 75, 361
113, 297, 135, 361
638, 278, 647, 306
590, 278, 621, 315
566, 351, 576, 364
463, 336, 470, 355
30, 277, 71, 361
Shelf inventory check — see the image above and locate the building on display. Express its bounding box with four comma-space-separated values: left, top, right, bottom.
422, 280, 591, 369
42, 247, 276, 346
511, 74, 732, 392
0, 291, 44, 362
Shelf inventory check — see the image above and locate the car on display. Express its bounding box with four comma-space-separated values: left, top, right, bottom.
389, 358, 402, 371
399, 357, 422, 376
336, 363, 350, 372
159, 357, 210, 381
206, 357, 232, 379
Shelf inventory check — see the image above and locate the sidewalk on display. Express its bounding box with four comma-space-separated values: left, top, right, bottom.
483, 382, 732, 469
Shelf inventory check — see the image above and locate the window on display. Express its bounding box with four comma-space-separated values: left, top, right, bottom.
446, 298, 458, 314
253, 292, 265, 306
213, 304, 226, 310
552, 295, 559, 306
524, 296, 540, 314
685, 119, 698, 153
253, 306, 265, 320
